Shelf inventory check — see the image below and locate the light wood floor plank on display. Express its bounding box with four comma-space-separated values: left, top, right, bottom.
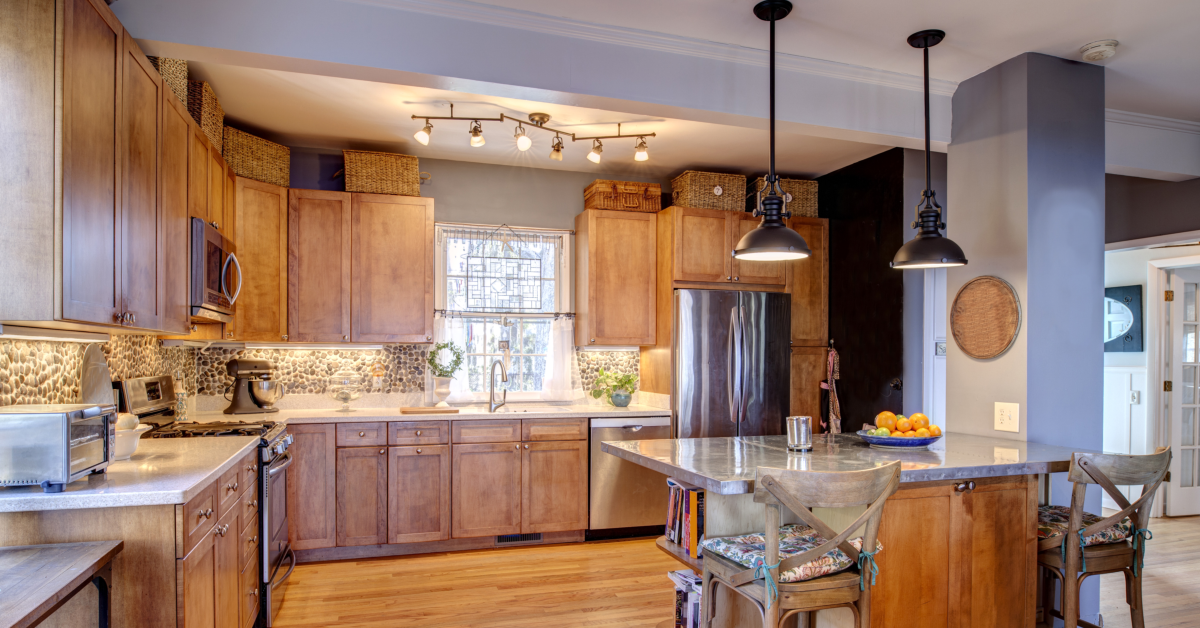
1099, 514, 1200, 628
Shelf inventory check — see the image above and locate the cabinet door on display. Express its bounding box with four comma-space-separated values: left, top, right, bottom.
388, 445, 450, 543
789, 217, 829, 346
119, 32, 162, 330
790, 347, 826, 429
208, 147, 226, 235
731, 214, 787, 286
521, 440, 587, 533
214, 508, 240, 628
239, 551, 260, 628
233, 178, 288, 341
288, 189, 351, 342
873, 484, 952, 628
178, 529, 217, 628
189, 126, 210, 222
351, 193, 433, 343
673, 207, 732, 283
159, 83, 191, 334
576, 209, 656, 346
61, 0, 123, 325
286, 423, 337, 550
452, 443, 522, 538
336, 446, 388, 546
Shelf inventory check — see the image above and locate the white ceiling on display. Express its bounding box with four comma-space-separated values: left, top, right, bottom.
458, 0, 1200, 123
190, 62, 889, 179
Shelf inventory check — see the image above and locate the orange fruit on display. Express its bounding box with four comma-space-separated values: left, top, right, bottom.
915, 427, 931, 438
875, 411, 897, 431
904, 430, 917, 437
928, 425, 942, 437
895, 418, 913, 433
911, 413, 929, 429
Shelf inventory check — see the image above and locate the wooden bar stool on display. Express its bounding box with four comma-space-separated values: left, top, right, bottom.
1037, 447, 1171, 628
699, 461, 901, 628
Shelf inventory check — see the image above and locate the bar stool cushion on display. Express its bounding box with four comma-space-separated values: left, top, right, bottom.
1036, 505, 1133, 547
700, 523, 883, 583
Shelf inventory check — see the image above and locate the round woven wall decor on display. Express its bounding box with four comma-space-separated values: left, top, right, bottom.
950, 276, 1021, 359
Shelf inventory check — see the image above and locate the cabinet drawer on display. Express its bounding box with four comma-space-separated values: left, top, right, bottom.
178, 481, 219, 558
216, 463, 242, 519
240, 512, 260, 572
451, 420, 521, 444
389, 421, 449, 445
240, 489, 259, 533
239, 451, 260, 491
240, 551, 260, 628
522, 418, 587, 442
337, 422, 387, 446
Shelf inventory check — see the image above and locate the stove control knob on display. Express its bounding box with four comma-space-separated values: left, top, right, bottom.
285, 435, 294, 446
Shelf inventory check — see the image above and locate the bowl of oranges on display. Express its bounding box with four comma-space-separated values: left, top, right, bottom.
856, 411, 943, 449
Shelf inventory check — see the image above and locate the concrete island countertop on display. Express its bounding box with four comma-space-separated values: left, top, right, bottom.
193, 404, 670, 424
601, 432, 1099, 495
0, 437, 258, 513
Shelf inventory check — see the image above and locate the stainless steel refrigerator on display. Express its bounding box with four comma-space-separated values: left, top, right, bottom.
674, 289, 791, 439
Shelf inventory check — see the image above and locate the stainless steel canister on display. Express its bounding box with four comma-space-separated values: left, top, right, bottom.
786, 416, 813, 451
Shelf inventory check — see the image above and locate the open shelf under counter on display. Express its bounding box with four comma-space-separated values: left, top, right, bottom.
655, 535, 703, 573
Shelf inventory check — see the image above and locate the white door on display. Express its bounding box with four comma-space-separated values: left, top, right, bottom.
1167, 268, 1200, 515
923, 268, 948, 426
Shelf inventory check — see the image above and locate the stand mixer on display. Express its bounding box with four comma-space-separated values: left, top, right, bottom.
224, 359, 285, 414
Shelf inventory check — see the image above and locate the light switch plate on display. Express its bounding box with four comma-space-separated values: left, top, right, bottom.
994, 402, 1020, 433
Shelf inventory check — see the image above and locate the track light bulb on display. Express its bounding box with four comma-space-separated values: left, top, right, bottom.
414, 121, 433, 146
550, 136, 564, 161
634, 137, 649, 162
469, 121, 485, 147
588, 139, 603, 164
514, 125, 532, 151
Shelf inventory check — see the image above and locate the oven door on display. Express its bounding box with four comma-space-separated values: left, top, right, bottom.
190, 217, 240, 323
262, 448, 294, 626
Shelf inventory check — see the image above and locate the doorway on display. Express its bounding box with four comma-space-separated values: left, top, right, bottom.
1166, 267, 1200, 514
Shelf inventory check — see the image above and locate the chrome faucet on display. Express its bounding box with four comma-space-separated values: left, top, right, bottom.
489, 359, 508, 412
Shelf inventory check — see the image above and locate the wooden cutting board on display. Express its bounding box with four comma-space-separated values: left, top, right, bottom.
399, 407, 460, 414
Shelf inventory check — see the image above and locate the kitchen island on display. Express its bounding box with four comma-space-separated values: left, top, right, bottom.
603, 432, 1096, 628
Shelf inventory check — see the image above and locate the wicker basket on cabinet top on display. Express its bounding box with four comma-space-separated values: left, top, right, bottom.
751, 177, 818, 218
147, 56, 188, 106
343, 150, 423, 196
671, 171, 747, 212
583, 180, 662, 213
187, 80, 225, 153
223, 127, 291, 188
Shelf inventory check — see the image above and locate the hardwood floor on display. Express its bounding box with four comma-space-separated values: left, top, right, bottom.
1099, 515, 1200, 628
273, 538, 680, 627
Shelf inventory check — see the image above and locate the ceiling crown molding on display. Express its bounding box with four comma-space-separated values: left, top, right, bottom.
347, 0, 958, 96
1106, 109, 1200, 136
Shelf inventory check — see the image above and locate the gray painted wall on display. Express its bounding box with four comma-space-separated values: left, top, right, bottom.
901, 149, 947, 417
1106, 174, 1200, 244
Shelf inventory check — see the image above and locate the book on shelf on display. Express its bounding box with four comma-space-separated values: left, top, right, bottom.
667, 569, 702, 628
665, 478, 705, 559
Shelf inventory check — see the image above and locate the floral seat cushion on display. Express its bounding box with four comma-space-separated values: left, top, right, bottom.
699, 523, 883, 583
1037, 505, 1133, 547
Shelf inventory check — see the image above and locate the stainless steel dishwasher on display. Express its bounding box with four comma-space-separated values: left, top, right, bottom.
589, 416, 672, 530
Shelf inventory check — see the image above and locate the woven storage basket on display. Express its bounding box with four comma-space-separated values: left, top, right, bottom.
671, 171, 746, 211
752, 177, 818, 218
343, 150, 422, 196
147, 56, 188, 106
584, 180, 662, 213
187, 80, 225, 153
950, 276, 1022, 360
223, 127, 290, 188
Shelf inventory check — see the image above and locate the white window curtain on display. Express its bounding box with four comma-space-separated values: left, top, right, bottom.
539, 316, 585, 402
430, 315, 475, 404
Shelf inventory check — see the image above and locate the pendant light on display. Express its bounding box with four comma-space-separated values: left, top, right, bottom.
891, 29, 967, 269
734, 0, 811, 262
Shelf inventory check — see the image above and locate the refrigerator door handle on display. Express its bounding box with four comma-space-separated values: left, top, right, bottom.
732, 306, 744, 423
727, 308, 738, 423
738, 304, 748, 424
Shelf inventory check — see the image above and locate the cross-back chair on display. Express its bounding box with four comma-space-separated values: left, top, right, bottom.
700, 461, 901, 628
1037, 446, 1171, 628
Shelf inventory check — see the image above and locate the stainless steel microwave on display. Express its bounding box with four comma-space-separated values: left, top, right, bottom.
190, 217, 241, 323
0, 404, 117, 493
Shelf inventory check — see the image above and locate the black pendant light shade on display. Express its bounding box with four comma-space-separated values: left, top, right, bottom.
734, 0, 811, 262
891, 29, 967, 270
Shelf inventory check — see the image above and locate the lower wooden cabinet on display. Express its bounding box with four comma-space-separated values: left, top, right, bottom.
388, 445, 451, 543
286, 424, 337, 550
240, 549, 260, 627
451, 442, 523, 538
213, 508, 241, 628
336, 446, 389, 546
521, 440, 587, 533
178, 526, 217, 628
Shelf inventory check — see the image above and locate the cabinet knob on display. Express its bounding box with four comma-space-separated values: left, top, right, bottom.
358, 431, 365, 437
282, 334, 289, 341
343, 335, 349, 341
227, 482, 238, 492
190, 324, 198, 333
426, 335, 432, 341
249, 535, 258, 544
954, 481, 977, 493
415, 430, 421, 436
590, 338, 596, 343
524, 444, 529, 449
379, 448, 385, 455
416, 449, 422, 454
210, 221, 220, 229
726, 276, 732, 281
227, 332, 234, 339
515, 444, 520, 450
250, 588, 258, 598
198, 508, 213, 519
247, 499, 258, 508
734, 277, 740, 282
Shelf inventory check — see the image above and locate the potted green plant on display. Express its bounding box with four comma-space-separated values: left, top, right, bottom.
590, 368, 638, 407
426, 342, 464, 407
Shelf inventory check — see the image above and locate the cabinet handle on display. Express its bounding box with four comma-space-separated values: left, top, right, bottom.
282, 334, 289, 341
590, 338, 596, 343
426, 335, 432, 341
954, 481, 977, 493
416, 449, 422, 454
210, 221, 220, 229
343, 335, 349, 341
247, 499, 258, 508
198, 508, 213, 519
227, 331, 234, 339
358, 431, 365, 437
524, 444, 529, 449
189, 324, 198, 333
734, 277, 740, 282
726, 276, 732, 281
379, 448, 386, 454
250, 588, 258, 598
215, 524, 229, 537
227, 482, 238, 492
249, 535, 258, 545
247, 464, 258, 474
415, 430, 421, 436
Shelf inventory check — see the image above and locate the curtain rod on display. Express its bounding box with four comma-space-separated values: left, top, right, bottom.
435, 310, 574, 318
436, 221, 574, 235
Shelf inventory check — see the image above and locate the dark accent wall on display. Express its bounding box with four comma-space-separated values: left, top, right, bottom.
818, 148, 906, 432
1106, 174, 1200, 243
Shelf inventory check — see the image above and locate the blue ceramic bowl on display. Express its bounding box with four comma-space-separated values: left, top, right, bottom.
610, 390, 632, 407
856, 430, 942, 450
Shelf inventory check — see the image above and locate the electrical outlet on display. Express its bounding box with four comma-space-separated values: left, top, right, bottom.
994, 447, 1020, 464
994, 402, 1020, 433
1130, 391, 1141, 405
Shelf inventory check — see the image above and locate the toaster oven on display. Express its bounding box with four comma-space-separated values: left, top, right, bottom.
0, 404, 117, 493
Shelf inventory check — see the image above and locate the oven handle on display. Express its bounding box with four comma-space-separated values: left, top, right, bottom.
267, 451, 293, 477
270, 546, 297, 589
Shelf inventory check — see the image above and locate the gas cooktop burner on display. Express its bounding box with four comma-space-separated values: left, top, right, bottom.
149, 421, 277, 438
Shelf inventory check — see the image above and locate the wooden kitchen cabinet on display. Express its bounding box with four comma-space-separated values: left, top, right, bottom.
388, 445, 451, 543
521, 440, 587, 533
288, 189, 352, 342
287, 423, 337, 550
656, 205, 788, 288
452, 442, 523, 538
189, 126, 211, 224
788, 217, 829, 347
209, 146, 228, 236
178, 525, 218, 628
240, 551, 260, 628
159, 83, 192, 334
790, 346, 827, 429
574, 209, 657, 347
336, 446, 389, 546
351, 193, 435, 343
233, 177, 289, 341
213, 507, 241, 628
731, 213, 787, 286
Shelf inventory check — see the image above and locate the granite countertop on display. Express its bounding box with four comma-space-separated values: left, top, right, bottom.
193, 404, 670, 424
601, 432, 1098, 495
0, 437, 258, 513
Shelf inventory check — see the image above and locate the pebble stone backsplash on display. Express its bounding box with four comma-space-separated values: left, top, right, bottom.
577, 351, 639, 393
196, 345, 427, 396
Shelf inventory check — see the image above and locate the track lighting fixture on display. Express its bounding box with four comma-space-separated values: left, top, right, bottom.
514, 124, 532, 151
587, 139, 603, 164
414, 121, 433, 146
549, 135, 564, 161
469, 121, 485, 147
634, 137, 649, 162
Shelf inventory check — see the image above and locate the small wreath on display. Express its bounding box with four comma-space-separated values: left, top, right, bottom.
427, 342, 464, 378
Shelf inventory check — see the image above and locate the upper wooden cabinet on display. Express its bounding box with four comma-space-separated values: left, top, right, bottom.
189, 127, 210, 224
288, 189, 352, 342
234, 178, 288, 341
351, 194, 434, 343
788, 217, 829, 347
208, 146, 228, 236
574, 209, 657, 347
658, 206, 786, 288
159, 86, 192, 334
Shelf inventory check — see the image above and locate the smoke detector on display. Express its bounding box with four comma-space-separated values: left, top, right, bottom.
1080, 39, 1119, 62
